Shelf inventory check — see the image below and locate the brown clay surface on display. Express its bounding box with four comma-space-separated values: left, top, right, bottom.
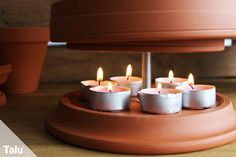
0, 27, 49, 42
0, 64, 11, 84
0, 27, 49, 94
0, 64, 11, 107
0, 91, 6, 107
50, 0, 236, 52
46, 91, 236, 154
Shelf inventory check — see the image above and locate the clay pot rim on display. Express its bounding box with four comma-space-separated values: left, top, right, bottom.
0, 64, 11, 75
0, 27, 50, 43
62, 91, 228, 118
0, 27, 49, 31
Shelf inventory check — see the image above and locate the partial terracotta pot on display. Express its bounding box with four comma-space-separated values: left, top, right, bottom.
0, 28, 49, 95
0, 63, 11, 85
0, 63, 11, 107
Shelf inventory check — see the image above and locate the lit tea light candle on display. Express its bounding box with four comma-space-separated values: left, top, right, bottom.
176, 73, 216, 109
110, 64, 142, 96
139, 83, 182, 115
155, 70, 188, 89
81, 67, 117, 101
97, 67, 103, 86
89, 82, 131, 111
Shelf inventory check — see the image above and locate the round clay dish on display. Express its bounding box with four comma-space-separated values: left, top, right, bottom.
46, 90, 236, 154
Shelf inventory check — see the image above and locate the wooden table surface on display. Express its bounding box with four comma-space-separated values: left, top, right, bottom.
1, 80, 236, 157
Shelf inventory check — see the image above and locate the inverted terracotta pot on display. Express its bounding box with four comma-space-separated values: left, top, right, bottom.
46, 91, 236, 154
51, 0, 236, 52
0, 28, 49, 95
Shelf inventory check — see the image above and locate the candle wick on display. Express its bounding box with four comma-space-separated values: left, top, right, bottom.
109, 90, 112, 93
127, 75, 130, 80
190, 84, 194, 90
170, 80, 173, 84
98, 80, 101, 86
158, 90, 161, 94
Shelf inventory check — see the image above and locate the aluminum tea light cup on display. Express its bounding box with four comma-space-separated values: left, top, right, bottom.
110, 64, 142, 97
89, 83, 131, 112
110, 76, 142, 97
80, 67, 117, 101
139, 85, 182, 115
176, 73, 216, 109
81, 80, 117, 101
176, 85, 216, 109
155, 70, 188, 89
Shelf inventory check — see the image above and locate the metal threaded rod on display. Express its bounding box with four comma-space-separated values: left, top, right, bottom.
142, 52, 151, 89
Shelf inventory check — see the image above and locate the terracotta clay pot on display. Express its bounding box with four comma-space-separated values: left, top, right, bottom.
0, 64, 11, 107
0, 28, 49, 95
51, 0, 236, 52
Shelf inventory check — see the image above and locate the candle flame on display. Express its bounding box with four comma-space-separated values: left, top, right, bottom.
107, 82, 113, 92
157, 83, 162, 90
126, 64, 132, 79
168, 70, 174, 80
188, 73, 194, 85
97, 67, 103, 82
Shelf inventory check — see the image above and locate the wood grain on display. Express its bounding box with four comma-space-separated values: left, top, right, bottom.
0, 0, 55, 27
40, 44, 236, 83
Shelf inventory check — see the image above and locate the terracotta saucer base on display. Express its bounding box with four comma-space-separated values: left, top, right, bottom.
46, 90, 236, 154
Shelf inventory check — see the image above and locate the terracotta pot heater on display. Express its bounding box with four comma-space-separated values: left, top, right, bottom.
46, 0, 236, 154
